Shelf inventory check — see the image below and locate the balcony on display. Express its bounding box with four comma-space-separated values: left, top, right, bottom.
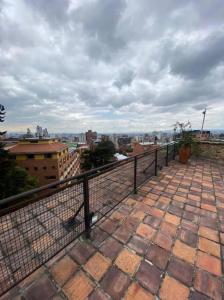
0, 143, 223, 299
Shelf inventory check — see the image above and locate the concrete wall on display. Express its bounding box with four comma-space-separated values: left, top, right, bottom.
196, 141, 224, 162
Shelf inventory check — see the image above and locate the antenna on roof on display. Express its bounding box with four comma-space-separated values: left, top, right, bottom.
200, 108, 206, 140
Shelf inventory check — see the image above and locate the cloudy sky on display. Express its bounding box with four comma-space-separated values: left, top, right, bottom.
0, 0, 224, 133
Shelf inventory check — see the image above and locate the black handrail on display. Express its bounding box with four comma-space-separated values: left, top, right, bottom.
0, 142, 175, 207
0, 141, 177, 296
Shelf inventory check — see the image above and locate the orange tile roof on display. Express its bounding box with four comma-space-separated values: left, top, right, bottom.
9, 142, 67, 154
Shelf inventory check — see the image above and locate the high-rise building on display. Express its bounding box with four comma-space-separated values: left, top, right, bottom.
85, 130, 97, 145
79, 133, 86, 144
8, 138, 80, 187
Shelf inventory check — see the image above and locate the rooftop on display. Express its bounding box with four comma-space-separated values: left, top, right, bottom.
1, 158, 224, 300
8, 141, 67, 154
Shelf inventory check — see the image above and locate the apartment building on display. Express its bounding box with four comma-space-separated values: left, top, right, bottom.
85, 130, 97, 145
8, 138, 80, 186
130, 141, 159, 156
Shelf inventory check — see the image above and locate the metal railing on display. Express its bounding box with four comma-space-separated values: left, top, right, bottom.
0, 142, 177, 295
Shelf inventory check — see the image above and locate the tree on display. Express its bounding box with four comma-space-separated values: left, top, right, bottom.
81, 140, 115, 171
0, 143, 38, 199
0, 105, 38, 199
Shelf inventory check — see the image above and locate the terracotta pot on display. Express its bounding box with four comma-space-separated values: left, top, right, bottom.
179, 146, 191, 163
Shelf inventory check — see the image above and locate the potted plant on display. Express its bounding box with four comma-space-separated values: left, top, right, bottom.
173, 121, 196, 164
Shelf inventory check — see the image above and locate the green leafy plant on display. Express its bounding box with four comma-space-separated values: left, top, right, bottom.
173, 121, 200, 154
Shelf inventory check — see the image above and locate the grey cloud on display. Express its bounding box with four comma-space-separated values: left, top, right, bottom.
170, 31, 224, 79
113, 68, 135, 89
24, 0, 70, 27
73, 0, 126, 59
0, 0, 224, 132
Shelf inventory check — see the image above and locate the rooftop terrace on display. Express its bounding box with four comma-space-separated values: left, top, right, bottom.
1, 157, 224, 300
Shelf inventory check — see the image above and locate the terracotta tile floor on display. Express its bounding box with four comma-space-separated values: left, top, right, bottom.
1, 159, 224, 300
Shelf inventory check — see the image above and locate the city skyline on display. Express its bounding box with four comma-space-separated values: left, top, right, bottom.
1, 1, 224, 132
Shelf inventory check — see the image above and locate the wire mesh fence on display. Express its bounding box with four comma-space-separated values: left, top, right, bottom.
0, 142, 176, 296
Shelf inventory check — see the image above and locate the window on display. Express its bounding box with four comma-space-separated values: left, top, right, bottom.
43, 166, 47, 170
45, 175, 56, 180
27, 154, 34, 159
9, 155, 16, 160
52, 166, 55, 169
34, 167, 38, 171
44, 153, 52, 159
25, 167, 29, 171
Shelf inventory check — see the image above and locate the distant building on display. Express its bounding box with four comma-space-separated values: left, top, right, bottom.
130, 141, 159, 156
79, 133, 86, 144
85, 130, 97, 145
8, 138, 80, 187
191, 130, 210, 141
110, 134, 119, 149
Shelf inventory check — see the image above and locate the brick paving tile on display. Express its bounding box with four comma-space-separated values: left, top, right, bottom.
136, 224, 156, 241
167, 257, 194, 286
144, 215, 161, 229
19, 266, 46, 289
125, 198, 138, 207
178, 228, 197, 247
99, 237, 123, 260
110, 211, 126, 223
127, 235, 149, 255
2, 159, 224, 300
168, 205, 182, 217
88, 288, 110, 300
181, 219, 198, 233
173, 240, 196, 264
123, 216, 140, 230
190, 291, 210, 300
200, 216, 217, 230
198, 226, 219, 242
69, 241, 96, 264
63, 271, 94, 300
84, 252, 111, 281
151, 206, 165, 218
31, 233, 55, 254
52, 294, 64, 300
113, 225, 132, 243
146, 244, 170, 270
159, 275, 190, 300
101, 266, 130, 300
160, 221, 177, 238
136, 260, 162, 294
131, 210, 145, 221
124, 282, 154, 300
201, 203, 217, 212
91, 228, 109, 247
143, 198, 156, 207
196, 251, 222, 276
164, 212, 180, 226
115, 248, 141, 276
183, 211, 199, 223
194, 269, 222, 300
99, 218, 118, 234
154, 231, 173, 251
198, 237, 220, 257
220, 232, 224, 244
51, 255, 78, 285
23, 275, 57, 300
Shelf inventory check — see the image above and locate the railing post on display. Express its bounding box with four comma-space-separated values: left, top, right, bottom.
155, 149, 158, 176
134, 156, 137, 194
166, 144, 169, 166
173, 143, 176, 160
83, 175, 91, 239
